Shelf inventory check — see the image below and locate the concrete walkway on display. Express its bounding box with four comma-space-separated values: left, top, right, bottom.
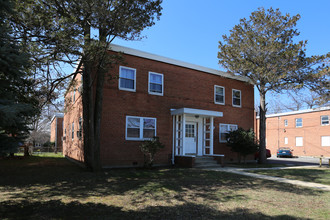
205, 166, 330, 191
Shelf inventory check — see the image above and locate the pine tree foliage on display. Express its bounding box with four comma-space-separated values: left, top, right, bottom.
226, 128, 259, 163
10, 0, 163, 170
0, 0, 39, 155
218, 7, 329, 163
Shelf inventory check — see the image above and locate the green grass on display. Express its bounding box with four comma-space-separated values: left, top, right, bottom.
0, 156, 329, 219
248, 168, 330, 186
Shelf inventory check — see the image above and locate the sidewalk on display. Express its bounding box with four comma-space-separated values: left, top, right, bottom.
205, 166, 330, 191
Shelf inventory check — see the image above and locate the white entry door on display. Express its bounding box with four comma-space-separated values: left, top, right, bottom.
185, 122, 197, 154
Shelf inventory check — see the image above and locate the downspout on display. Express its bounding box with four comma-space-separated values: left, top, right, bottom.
172, 115, 175, 165
55, 117, 58, 153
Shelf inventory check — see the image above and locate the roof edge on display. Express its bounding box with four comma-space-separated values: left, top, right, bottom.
257, 106, 330, 119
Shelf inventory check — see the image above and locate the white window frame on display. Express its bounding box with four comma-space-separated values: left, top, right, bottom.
214, 85, 225, 105
295, 118, 303, 128
295, 136, 303, 146
148, 72, 164, 96
119, 66, 136, 92
321, 136, 330, 147
232, 89, 241, 107
321, 115, 329, 126
125, 116, 157, 141
284, 137, 288, 145
219, 123, 238, 143
284, 119, 288, 127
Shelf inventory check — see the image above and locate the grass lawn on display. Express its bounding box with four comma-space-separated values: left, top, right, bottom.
248, 168, 330, 186
0, 156, 329, 219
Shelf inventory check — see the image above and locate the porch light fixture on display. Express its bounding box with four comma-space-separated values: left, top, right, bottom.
195, 115, 199, 119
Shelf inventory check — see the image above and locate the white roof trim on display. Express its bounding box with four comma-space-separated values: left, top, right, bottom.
51, 113, 64, 123
109, 44, 251, 84
171, 108, 223, 117
259, 106, 330, 118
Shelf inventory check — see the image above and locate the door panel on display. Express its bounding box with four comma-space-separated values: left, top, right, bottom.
185, 122, 197, 154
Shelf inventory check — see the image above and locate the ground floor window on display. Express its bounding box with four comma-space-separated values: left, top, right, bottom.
126, 116, 156, 140
321, 136, 330, 147
295, 136, 303, 146
284, 137, 288, 145
219, 124, 238, 143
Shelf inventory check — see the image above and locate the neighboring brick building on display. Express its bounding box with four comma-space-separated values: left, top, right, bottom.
50, 113, 64, 152
62, 44, 255, 167
256, 107, 330, 157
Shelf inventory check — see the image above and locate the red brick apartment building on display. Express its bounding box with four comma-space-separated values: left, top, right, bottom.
62, 44, 255, 167
256, 107, 330, 157
50, 113, 64, 152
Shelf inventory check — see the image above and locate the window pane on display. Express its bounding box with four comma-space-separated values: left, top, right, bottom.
127, 128, 140, 138
215, 94, 224, 103
143, 119, 155, 129
150, 83, 162, 93
120, 78, 134, 89
233, 90, 240, 98
143, 118, 155, 139
229, 125, 237, 131
233, 98, 240, 106
150, 73, 162, 84
143, 129, 155, 138
216, 87, 223, 95
321, 116, 329, 125
120, 68, 135, 79
127, 117, 140, 128
321, 136, 330, 146
220, 133, 227, 142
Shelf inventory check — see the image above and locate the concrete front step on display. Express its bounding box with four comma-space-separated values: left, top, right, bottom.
194, 156, 220, 168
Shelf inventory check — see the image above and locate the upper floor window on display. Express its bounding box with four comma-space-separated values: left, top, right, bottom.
148, 72, 164, 96
72, 122, 74, 140
214, 85, 225, 105
119, 66, 136, 92
126, 116, 156, 140
219, 124, 238, 143
295, 118, 302, 128
232, 89, 241, 107
321, 115, 329, 126
284, 119, 288, 127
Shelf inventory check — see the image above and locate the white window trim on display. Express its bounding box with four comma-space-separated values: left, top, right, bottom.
148, 72, 164, 96
295, 118, 303, 128
321, 136, 330, 147
219, 123, 238, 143
284, 119, 288, 127
295, 136, 303, 147
214, 85, 225, 105
321, 115, 329, 126
232, 89, 241, 108
119, 66, 136, 92
125, 116, 157, 141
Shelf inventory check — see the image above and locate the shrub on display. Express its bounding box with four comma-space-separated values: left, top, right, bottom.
226, 128, 259, 163
140, 136, 164, 168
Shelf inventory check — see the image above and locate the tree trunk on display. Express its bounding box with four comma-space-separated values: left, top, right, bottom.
258, 91, 267, 164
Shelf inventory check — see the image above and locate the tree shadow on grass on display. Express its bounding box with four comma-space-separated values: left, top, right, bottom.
0, 199, 311, 220
0, 157, 326, 206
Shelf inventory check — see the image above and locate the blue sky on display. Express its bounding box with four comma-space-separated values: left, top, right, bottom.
112, 0, 330, 111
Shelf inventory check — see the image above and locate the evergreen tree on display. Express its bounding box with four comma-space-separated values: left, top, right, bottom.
0, 0, 38, 155
11, 0, 162, 170
226, 128, 259, 163
218, 8, 328, 163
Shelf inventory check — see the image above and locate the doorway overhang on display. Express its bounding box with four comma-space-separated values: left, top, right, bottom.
171, 108, 223, 117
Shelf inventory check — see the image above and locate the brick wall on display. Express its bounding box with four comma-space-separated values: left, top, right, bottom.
63, 50, 255, 167
100, 52, 255, 166
256, 109, 330, 157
